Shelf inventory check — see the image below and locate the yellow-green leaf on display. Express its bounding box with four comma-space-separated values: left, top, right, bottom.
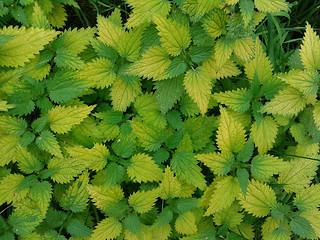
184, 66, 212, 115
216, 108, 246, 153
300, 23, 320, 70
175, 211, 197, 235
48, 105, 95, 134
254, 0, 289, 13
127, 153, 163, 183
239, 179, 277, 217
90, 217, 122, 240
159, 166, 182, 199
251, 116, 278, 154
154, 15, 191, 56
128, 188, 160, 214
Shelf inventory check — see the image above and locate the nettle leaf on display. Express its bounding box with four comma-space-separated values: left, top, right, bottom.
0, 26, 58, 67
313, 102, 320, 131
97, 9, 124, 50
240, 0, 254, 27
213, 202, 244, 229
0, 174, 29, 205
47, 157, 87, 183
262, 87, 307, 116
202, 8, 228, 39
214, 37, 235, 68
245, 39, 273, 83
117, 25, 144, 62
300, 23, 320, 70
154, 76, 185, 113
0, 135, 19, 167
47, 70, 89, 103
165, 57, 187, 78
0, 116, 27, 136
30, 181, 52, 215
239, 179, 277, 217
205, 176, 240, 215
91, 217, 122, 240
203, 57, 241, 80
8, 209, 42, 235
78, 58, 117, 89
290, 216, 316, 239
175, 211, 197, 235
60, 171, 90, 212
87, 185, 124, 212
112, 135, 135, 158
48, 105, 95, 134
171, 150, 207, 190
129, 45, 171, 81
300, 210, 320, 238
125, 0, 171, 28
130, 118, 164, 151
294, 184, 320, 211
159, 166, 182, 199
66, 219, 92, 237
128, 188, 160, 214
237, 168, 250, 197
110, 75, 142, 112
15, 144, 43, 174
278, 158, 319, 193
36, 130, 62, 157
54, 47, 84, 69
251, 116, 278, 154
234, 37, 255, 62
154, 14, 191, 56
251, 154, 287, 182
184, 66, 212, 115
127, 153, 163, 183
278, 69, 319, 96
196, 152, 234, 176
254, 0, 289, 13
213, 88, 252, 113
124, 215, 141, 237
216, 108, 246, 153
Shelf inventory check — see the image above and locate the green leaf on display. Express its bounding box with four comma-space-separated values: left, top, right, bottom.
237, 139, 254, 162
91, 217, 122, 240
0, 26, 58, 67
110, 75, 142, 111
0, 174, 29, 205
175, 211, 197, 235
153, 207, 173, 227
251, 116, 278, 154
202, 8, 228, 39
127, 153, 163, 183
171, 150, 206, 190
45, 208, 67, 229
251, 154, 287, 182
66, 219, 92, 237
196, 152, 234, 176
190, 46, 214, 64
184, 66, 212, 115
290, 216, 316, 239
54, 47, 84, 69
128, 45, 171, 81
165, 57, 187, 78
124, 215, 141, 236
30, 181, 52, 215
205, 176, 240, 215
36, 130, 62, 157
0, 136, 19, 167
154, 14, 191, 56
154, 76, 184, 114
214, 37, 235, 68
30, 2, 50, 29
48, 105, 95, 134
176, 198, 200, 213
112, 135, 135, 158
254, 0, 289, 13
300, 23, 320, 70
47, 157, 87, 183
78, 58, 116, 89
262, 87, 307, 116
240, 0, 254, 27
237, 168, 249, 197
8, 209, 42, 235
0, 116, 27, 136
294, 184, 320, 211
239, 179, 276, 217
278, 69, 319, 96
128, 188, 159, 214
271, 203, 290, 220
60, 171, 89, 212
130, 118, 164, 151
15, 145, 43, 174
213, 88, 252, 113
216, 108, 246, 153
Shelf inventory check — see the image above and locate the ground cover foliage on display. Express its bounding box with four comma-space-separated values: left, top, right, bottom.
1, 0, 320, 239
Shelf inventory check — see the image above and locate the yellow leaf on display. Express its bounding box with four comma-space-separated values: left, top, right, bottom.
159, 166, 182, 199
300, 23, 320, 70
175, 211, 197, 235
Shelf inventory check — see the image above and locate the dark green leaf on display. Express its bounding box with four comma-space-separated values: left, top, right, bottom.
112, 135, 135, 158
66, 219, 91, 237
20, 131, 35, 147
237, 138, 254, 162
190, 46, 213, 64
176, 198, 199, 213
167, 110, 183, 130
124, 215, 141, 236
271, 203, 290, 220
166, 57, 187, 78
237, 168, 249, 197
289, 216, 316, 239
104, 163, 124, 186
153, 207, 173, 227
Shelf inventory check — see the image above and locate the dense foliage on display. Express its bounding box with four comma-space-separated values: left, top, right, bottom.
1, 0, 320, 239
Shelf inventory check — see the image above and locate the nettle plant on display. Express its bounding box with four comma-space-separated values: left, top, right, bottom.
1, 0, 320, 239
0, 0, 79, 28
